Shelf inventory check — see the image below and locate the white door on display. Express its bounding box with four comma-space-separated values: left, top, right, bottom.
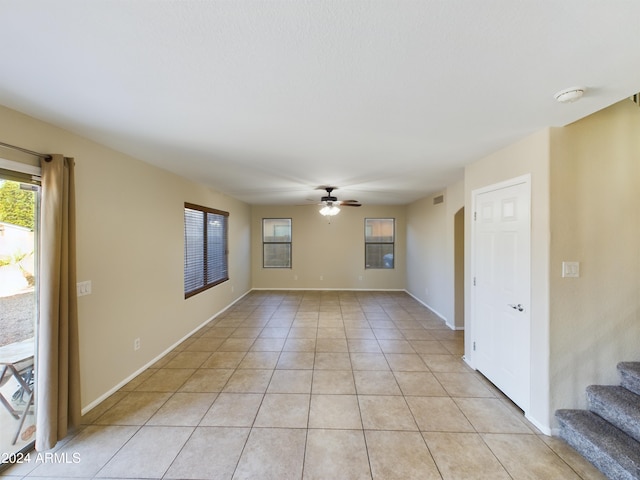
472, 176, 531, 412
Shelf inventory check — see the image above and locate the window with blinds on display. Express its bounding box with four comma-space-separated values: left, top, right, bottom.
184, 203, 229, 298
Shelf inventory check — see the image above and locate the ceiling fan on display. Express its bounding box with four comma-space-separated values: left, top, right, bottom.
318, 186, 361, 216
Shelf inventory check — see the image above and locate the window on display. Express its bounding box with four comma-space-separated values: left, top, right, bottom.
365, 218, 394, 269
263, 218, 291, 268
184, 203, 228, 298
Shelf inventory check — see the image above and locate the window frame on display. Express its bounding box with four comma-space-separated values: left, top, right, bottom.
364, 218, 395, 269
262, 218, 292, 268
184, 202, 229, 298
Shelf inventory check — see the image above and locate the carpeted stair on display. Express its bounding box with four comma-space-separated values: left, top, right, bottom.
556, 362, 640, 480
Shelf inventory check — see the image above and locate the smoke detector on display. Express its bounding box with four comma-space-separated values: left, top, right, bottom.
554, 87, 586, 103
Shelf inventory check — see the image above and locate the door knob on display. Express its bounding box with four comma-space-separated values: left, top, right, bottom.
508, 304, 525, 312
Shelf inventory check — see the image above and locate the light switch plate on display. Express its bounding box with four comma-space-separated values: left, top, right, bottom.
77, 280, 92, 296
562, 262, 580, 278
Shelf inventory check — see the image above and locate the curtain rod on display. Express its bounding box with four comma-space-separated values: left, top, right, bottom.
0, 141, 52, 161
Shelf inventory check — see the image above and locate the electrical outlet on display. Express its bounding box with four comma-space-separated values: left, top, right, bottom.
134, 338, 141, 351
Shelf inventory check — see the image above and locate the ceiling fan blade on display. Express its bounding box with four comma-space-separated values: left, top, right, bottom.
340, 203, 361, 207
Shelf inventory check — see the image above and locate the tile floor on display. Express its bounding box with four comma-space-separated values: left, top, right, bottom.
2, 290, 606, 479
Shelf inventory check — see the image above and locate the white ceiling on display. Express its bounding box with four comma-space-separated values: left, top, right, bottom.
2, 1, 640, 206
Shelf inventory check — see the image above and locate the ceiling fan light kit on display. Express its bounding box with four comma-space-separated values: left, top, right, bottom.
316, 186, 362, 216
319, 205, 340, 216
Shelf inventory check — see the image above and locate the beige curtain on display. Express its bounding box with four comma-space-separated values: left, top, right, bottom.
36, 154, 81, 450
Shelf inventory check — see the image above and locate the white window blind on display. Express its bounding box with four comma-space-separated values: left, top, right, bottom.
184, 203, 229, 297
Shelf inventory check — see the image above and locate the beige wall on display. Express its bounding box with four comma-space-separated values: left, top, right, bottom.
549, 100, 640, 418
0, 105, 252, 410
464, 129, 551, 432
251, 205, 406, 290
406, 181, 464, 328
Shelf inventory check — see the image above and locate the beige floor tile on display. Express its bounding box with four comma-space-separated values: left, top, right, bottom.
316, 327, 346, 339
304, 429, 371, 480
540, 435, 608, 480
350, 352, 390, 371
309, 394, 362, 429
81, 391, 128, 424
234, 428, 306, 480
267, 369, 313, 393
277, 351, 315, 369
358, 395, 417, 431
354, 370, 401, 395
250, 337, 286, 351
482, 433, 583, 479
312, 369, 356, 394
423, 432, 511, 480
199, 393, 263, 427
201, 326, 236, 338
183, 336, 226, 352
218, 337, 256, 351
146, 392, 217, 426
314, 352, 352, 370
53, 291, 579, 480
365, 430, 441, 480
238, 351, 280, 369
406, 396, 475, 432
179, 368, 234, 392
95, 391, 172, 425
118, 368, 156, 391
384, 353, 428, 371
393, 371, 448, 396
409, 340, 451, 354
454, 397, 533, 433
345, 327, 376, 339
223, 369, 273, 393
254, 393, 310, 428
134, 368, 195, 392
377, 339, 415, 354
259, 327, 290, 338
165, 427, 250, 480
230, 327, 263, 338
429, 329, 464, 341
373, 328, 404, 340
201, 351, 246, 369
401, 329, 437, 340
315, 337, 348, 352
440, 339, 464, 355
283, 338, 316, 352
163, 351, 212, 369
434, 372, 496, 397
420, 354, 474, 373
28, 425, 138, 478
96, 426, 193, 478
288, 327, 317, 338
265, 318, 294, 328
347, 339, 382, 353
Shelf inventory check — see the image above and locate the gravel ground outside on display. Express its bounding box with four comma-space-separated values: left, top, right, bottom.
0, 290, 35, 348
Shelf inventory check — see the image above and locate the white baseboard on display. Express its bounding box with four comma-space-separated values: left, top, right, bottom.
403, 290, 464, 331
81, 290, 250, 415
251, 287, 405, 292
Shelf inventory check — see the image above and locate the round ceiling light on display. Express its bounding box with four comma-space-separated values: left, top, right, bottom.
554, 86, 586, 103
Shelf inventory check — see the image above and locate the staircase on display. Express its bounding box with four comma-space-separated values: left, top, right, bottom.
556, 362, 640, 480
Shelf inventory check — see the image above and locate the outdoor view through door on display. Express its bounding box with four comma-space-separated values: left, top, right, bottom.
0, 169, 39, 461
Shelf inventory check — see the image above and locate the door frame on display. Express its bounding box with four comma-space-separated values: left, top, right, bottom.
468, 173, 532, 411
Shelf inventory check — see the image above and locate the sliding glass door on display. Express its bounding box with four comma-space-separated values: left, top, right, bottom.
0, 165, 39, 463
